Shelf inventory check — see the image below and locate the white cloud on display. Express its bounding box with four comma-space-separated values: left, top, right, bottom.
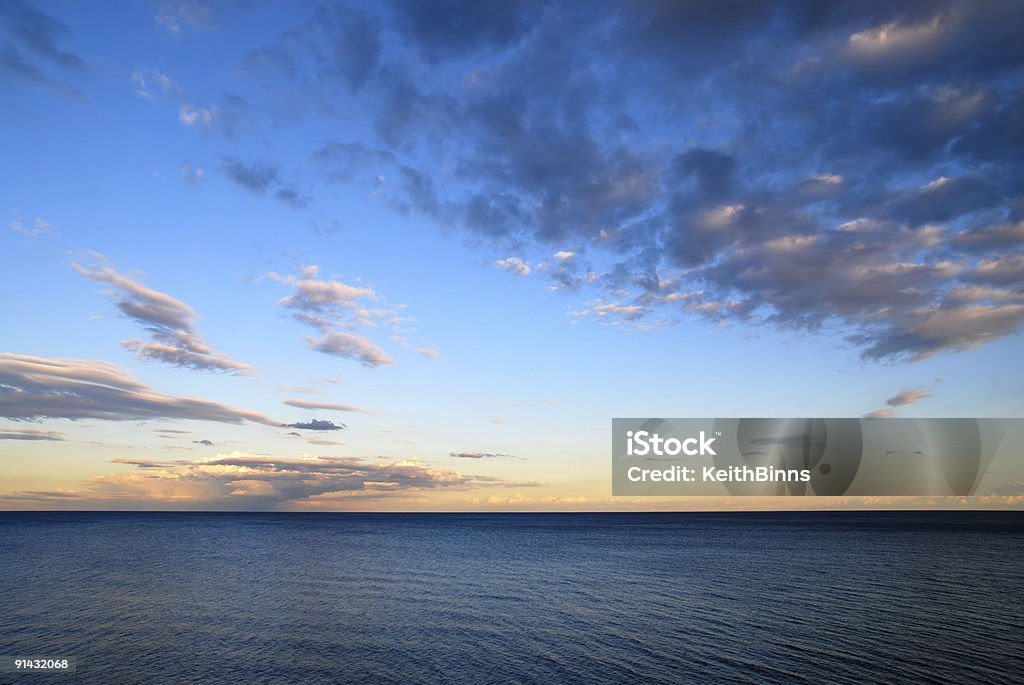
495, 257, 531, 276
270, 266, 408, 368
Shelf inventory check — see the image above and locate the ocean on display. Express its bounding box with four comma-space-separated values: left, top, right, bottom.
1, 511, 1021, 684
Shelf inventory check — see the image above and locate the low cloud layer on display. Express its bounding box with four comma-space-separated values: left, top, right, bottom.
6, 452, 504, 509
0, 353, 277, 425
75, 261, 250, 373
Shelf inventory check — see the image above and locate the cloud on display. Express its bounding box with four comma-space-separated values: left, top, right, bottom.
154, 0, 217, 34
886, 387, 933, 407
222, 157, 277, 192
268, 266, 398, 367
132, 68, 251, 138
234, 0, 1024, 363
283, 399, 375, 414
9, 216, 50, 237
0, 0, 85, 98
863, 409, 896, 419
449, 451, 519, 460
495, 257, 531, 276
306, 332, 394, 367
111, 458, 183, 468
0, 427, 64, 441
283, 419, 345, 431
0, 353, 278, 425
390, 0, 536, 63
307, 438, 345, 446
75, 260, 250, 373
6, 452, 503, 509
192, 439, 214, 446
415, 347, 441, 360
180, 163, 205, 186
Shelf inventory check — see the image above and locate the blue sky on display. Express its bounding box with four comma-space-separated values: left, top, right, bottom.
1, 0, 1022, 510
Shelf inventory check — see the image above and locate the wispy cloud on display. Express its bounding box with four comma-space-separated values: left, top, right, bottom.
886, 387, 933, 407
0, 353, 277, 425
0, 427, 64, 441
9, 216, 51, 237
131, 68, 251, 138
180, 163, 205, 186
75, 259, 250, 374
449, 451, 520, 460
862, 409, 896, 419
284, 399, 375, 415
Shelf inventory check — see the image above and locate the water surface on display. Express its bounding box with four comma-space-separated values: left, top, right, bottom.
1, 511, 1021, 684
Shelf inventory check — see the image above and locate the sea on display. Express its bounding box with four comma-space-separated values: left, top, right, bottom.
1, 511, 1021, 684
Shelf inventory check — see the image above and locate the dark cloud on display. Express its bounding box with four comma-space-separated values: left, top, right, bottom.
0, 353, 278, 425
192, 439, 214, 446
0, 0, 84, 96
675, 148, 737, 202
238, 1, 1024, 362
883, 174, 1002, 225
283, 419, 345, 431
221, 157, 280, 193
274, 187, 311, 209
391, 0, 538, 63
220, 157, 310, 208
953, 219, 1024, 253
75, 260, 250, 373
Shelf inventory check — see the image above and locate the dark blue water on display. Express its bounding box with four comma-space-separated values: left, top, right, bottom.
1, 512, 1021, 684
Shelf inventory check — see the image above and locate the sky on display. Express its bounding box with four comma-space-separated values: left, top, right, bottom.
1, 0, 1022, 511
